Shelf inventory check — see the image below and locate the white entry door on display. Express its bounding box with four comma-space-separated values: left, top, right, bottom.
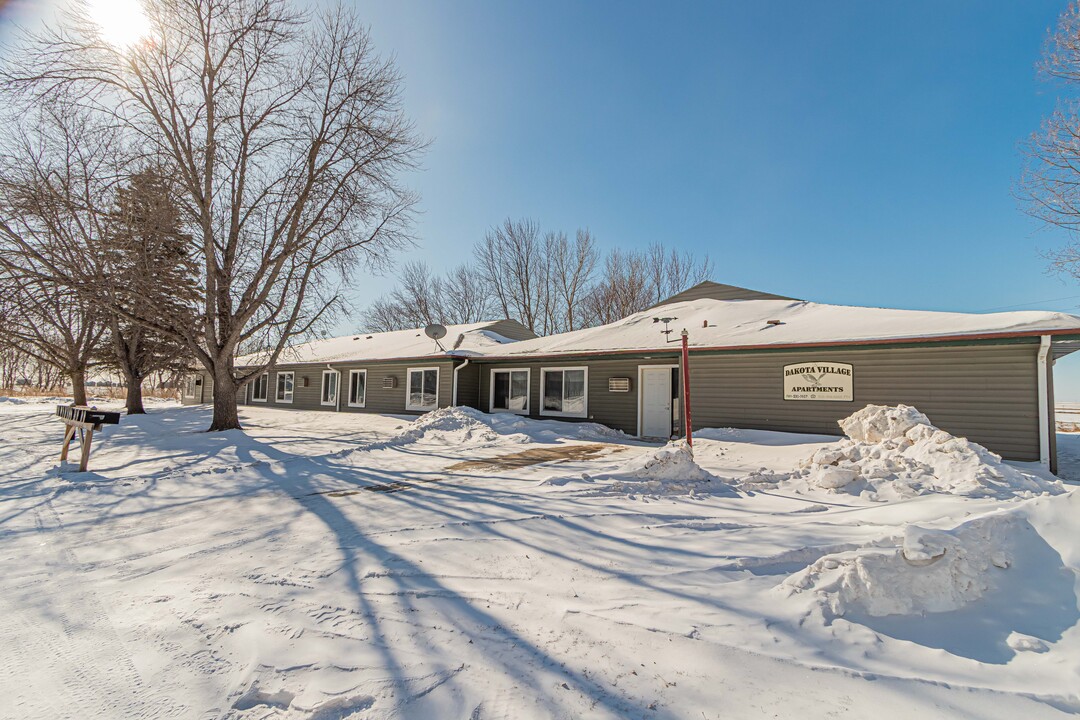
640, 366, 673, 438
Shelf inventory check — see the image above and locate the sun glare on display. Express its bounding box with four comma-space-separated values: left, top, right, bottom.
86, 0, 151, 48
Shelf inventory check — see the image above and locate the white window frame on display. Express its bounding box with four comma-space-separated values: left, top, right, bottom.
489, 368, 531, 415
250, 373, 268, 403
406, 366, 440, 412
321, 369, 339, 407
539, 366, 589, 419
348, 369, 367, 408
183, 375, 197, 398
276, 371, 294, 404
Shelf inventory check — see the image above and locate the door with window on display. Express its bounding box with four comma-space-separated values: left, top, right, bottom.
407, 367, 439, 411
540, 367, 587, 418
276, 372, 294, 403
321, 370, 339, 407
491, 369, 530, 413
639, 366, 674, 438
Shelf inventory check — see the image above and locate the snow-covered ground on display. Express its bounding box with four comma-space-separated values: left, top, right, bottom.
1, 399, 1077, 719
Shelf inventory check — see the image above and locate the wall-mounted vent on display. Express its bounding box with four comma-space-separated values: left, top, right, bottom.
608, 377, 631, 393
302, 376, 310, 387
382, 376, 397, 389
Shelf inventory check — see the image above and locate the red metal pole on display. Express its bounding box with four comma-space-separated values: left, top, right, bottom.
681, 330, 693, 448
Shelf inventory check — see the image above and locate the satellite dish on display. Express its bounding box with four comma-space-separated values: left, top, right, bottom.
424, 323, 448, 341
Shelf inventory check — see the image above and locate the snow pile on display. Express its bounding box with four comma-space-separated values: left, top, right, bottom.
783, 512, 1015, 617
838, 404, 931, 443
750, 404, 1063, 500
380, 406, 529, 447
482, 412, 627, 443
583, 441, 736, 497
378, 406, 625, 449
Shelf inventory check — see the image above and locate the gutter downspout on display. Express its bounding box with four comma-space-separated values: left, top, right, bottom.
453, 358, 470, 407
1038, 335, 1051, 469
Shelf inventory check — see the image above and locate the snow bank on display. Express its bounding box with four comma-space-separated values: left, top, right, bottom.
838, 404, 931, 443
783, 512, 1015, 617
379, 406, 626, 448
380, 406, 525, 447
0, 395, 69, 406
745, 404, 1063, 500
582, 441, 736, 497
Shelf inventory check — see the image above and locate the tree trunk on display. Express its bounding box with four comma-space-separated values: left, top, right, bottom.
208, 366, 241, 431
71, 367, 87, 406
124, 369, 145, 414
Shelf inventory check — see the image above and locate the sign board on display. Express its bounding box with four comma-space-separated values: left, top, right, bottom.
783, 362, 853, 401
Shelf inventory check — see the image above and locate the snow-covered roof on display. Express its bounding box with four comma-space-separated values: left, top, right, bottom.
237, 321, 526, 366
483, 298, 1080, 358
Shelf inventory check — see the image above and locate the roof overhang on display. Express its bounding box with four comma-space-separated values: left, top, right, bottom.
473, 329, 1080, 363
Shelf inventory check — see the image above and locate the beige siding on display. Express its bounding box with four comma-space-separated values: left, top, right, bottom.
478, 356, 680, 435
690, 343, 1041, 461
479, 341, 1044, 461
181, 371, 213, 405
453, 361, 482, 408
239, 360, 458, 415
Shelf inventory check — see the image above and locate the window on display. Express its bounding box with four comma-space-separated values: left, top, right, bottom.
250, 373, 268, 403
348, 370, 367, 408
406, 367, 439, 411
321, 370, 339, 407
276, 372, 294, 403
184, 375, 197, 398
540, 367, 588, 418
490, 368, 530, 414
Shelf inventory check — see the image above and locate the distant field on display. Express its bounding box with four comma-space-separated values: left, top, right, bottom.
1057, 403, 1080, 431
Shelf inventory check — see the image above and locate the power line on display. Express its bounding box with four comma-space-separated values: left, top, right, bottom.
979, 294, 1080, 312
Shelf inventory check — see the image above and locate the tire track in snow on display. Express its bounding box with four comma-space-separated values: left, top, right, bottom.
0, 500, 189, 719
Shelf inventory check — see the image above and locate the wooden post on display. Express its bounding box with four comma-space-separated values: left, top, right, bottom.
681, 329, 693, 448
60, 425, 76, 462
79, 427, 95, 472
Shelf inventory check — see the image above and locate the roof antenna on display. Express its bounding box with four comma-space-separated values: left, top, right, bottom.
653, 316, 678, 339
424, 323, 448, 351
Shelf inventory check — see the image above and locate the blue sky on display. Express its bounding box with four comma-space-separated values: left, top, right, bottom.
7, 1, 1080, 396
353, 0, 1080, 398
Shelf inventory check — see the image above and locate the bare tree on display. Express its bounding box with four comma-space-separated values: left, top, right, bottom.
361, 260, 494, 332
441, 263, 493, 325
0, 271, 106, 405
2, 0, 423, 430
1021, 2, 1080, 269
581, 248, 651, 325
547, 229, 599, 333
474, 218, 546, 332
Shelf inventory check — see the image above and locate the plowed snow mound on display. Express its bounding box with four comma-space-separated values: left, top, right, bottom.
381, 406, 525, 447
582, 442, 737, 497
380, 406, 626, 448
742, 404, 1063, 500
782, 514, 1015, 617
839, 404, 931, 443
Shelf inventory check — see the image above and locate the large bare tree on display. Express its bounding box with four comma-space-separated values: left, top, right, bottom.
1, 0, 422, 429
0, 271, 106, 405
1021, 2, 1080, 268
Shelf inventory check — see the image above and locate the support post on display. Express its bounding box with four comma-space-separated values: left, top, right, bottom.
681, 329, 693, 448
1038, 334, 1051, 469
60, 425, 76, 462
79, 427, 95, 472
